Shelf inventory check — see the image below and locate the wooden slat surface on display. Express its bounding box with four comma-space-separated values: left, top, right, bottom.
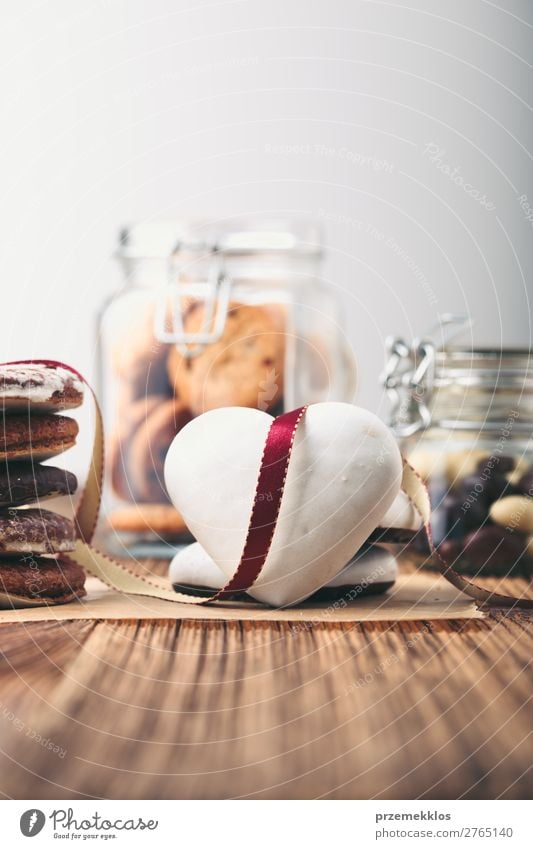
0, 565, 531, 800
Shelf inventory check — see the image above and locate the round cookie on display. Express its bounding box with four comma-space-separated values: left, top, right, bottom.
127, 400, 192, 503
169, 541, 398, 601
0, 463, 77, 507
0, 364, 84, 412
0, 554, 86, 608
108, 503, 188, 540
109, 395, 162, 501
167, 302, 285, 414
0, 414, 78, 461
0, 508, 76, 554
113, 307, 172, 400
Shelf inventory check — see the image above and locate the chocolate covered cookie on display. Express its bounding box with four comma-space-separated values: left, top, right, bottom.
0, 364, 84, 412
0, 413, 78, 461
167, 302, 285, 414
0, 554, 86, 608
0, 463, 77, 507
0, 508, 76, 554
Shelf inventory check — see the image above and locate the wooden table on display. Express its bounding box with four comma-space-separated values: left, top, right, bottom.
0, 566, 531, 800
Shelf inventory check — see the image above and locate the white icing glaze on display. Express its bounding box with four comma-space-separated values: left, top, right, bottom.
165, 402, 403, 607
0, 365, 84, 403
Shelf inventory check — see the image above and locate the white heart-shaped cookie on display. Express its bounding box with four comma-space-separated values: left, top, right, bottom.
164, 402, 402, 606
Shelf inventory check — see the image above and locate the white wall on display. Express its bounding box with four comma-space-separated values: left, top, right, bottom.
1, 0, 532, 460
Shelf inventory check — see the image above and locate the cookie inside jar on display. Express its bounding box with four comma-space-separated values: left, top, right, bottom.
99, 218, 350, 557
167, 300, 287, 416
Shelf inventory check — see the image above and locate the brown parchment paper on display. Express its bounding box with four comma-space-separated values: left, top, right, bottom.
0, 569, 484, 624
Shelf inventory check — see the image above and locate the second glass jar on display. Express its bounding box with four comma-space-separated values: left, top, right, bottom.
386, 343, 533, 577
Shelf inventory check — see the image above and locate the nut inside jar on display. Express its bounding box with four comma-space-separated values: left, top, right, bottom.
406, 438, 533, 577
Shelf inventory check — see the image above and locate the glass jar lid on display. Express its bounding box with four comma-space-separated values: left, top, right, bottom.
117, 217, 323, 359
383, 319, 533, 435
118, 218, 322, 259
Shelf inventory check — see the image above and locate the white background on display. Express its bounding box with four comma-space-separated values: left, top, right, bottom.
1, 0, 532, 436
4, 800, 532, 848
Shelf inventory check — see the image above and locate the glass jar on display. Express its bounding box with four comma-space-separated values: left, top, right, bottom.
384, 338, 533, 577
98, 217, 356, 555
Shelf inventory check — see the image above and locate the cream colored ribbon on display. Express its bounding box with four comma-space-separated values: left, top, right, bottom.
401, 460, 533, 608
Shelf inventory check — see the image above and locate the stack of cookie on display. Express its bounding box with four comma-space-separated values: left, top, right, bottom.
109, 300, 285, 542
0, 364, 86, 607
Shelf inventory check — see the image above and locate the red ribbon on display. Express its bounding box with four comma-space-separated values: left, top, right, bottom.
217, 406, 307, 597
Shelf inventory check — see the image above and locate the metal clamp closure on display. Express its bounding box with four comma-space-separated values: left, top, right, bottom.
154, 262, 232, 358
382, 315, 471, 436
382, 337, 435, 437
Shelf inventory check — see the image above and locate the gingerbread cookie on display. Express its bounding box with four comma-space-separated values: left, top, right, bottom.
167, 302, 285, 414
0, 463, 77, 508
0, 413, 78, 461
0, 554, 86, 608
0, 508, 76, 554
0, 364, 84, 412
